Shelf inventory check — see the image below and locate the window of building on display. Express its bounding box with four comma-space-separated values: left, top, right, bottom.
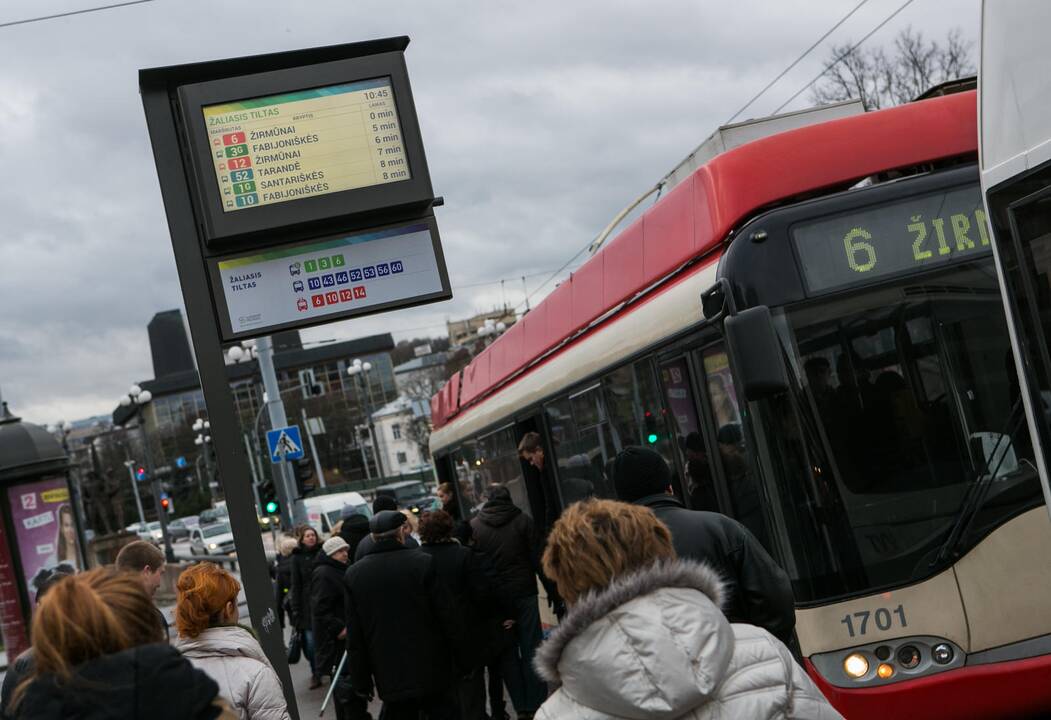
396, 451, 408, 465
392, 423, 402, 440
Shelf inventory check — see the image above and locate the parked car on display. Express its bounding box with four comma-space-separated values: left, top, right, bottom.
167, 515, 200, 541
131, 519, 163, 542
189, 522, 235, 556
199, 502, 229, 526
293, 492, 371, 535
374, 481, 438, 515
258, 514, 281, 532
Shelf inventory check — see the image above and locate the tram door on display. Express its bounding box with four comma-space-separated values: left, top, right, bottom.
980, 0, 1051, 514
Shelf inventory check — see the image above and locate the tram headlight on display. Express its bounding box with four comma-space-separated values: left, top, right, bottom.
932, 643, 954, 665
843, 653, 869, 679
876, 663, 895, 679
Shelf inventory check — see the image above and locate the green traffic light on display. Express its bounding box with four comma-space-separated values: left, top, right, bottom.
265, 501, 279, 514
647, 433, 659, 444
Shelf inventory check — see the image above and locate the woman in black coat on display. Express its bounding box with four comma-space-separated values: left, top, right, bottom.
271, 535, 297, 629
311, 538, 350, 678
290, 525, 322, 688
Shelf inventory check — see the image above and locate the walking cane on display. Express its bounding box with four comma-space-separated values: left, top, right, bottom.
319, 650, 348, 718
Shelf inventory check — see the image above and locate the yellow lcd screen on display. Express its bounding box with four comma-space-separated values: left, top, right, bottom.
202, 78, 411, 213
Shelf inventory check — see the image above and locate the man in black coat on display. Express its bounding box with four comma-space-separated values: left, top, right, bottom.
470, 486, 547, 718
344, 511, 461, 720
353, 495, 419, 562
612, 446, 797, 645
420, 510, 512, 720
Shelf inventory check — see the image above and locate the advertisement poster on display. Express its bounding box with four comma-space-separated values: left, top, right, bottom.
7, 477, 81, 609
0, 518, 29, 661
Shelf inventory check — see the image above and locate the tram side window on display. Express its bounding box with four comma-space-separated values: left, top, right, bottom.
699, 346, 768, 545
603, 359, 680, 494
659, 357, 717, 511
457, 428, 531, 517
545, 387, 617, 505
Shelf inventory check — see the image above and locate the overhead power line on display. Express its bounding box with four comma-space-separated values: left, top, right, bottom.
0, 0, 154, 29
772, 0, 917, 115
724, 0, 872, 125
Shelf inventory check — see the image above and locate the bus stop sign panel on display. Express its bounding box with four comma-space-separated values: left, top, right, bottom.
141, 37, 451, 341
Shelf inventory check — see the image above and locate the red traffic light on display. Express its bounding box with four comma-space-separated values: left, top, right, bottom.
160, 497, 170, 508
136, 466, 147, 481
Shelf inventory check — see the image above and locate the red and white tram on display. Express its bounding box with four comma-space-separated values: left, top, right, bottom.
431, 87, 1051, 719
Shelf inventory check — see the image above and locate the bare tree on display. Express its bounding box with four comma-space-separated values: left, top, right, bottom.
399, 367, 448, 460
812, 27, 975, 110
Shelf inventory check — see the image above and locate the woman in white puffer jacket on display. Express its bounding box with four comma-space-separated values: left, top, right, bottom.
534, 499, 844, 720
174, 562, 291, 720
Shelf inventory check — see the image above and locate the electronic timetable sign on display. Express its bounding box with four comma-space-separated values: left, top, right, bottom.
176, 47, 437, 245
144, 39, 450, 342
202, 78, 411, 213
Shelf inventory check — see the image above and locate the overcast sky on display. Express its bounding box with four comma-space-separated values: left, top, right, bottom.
0, 0, 979, 425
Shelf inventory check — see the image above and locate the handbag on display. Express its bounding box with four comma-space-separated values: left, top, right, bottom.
287, 629, 303, 664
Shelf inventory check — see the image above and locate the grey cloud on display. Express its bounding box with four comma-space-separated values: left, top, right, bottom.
0, 0, 978, 423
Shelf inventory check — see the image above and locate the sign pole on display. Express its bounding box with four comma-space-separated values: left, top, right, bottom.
257, 336, 297, 527
139, 86, 299, 720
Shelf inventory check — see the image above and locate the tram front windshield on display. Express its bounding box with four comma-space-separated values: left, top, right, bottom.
758, 258, 1044, 601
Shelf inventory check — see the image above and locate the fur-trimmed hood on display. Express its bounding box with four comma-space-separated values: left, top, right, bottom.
534, 559, 734, 719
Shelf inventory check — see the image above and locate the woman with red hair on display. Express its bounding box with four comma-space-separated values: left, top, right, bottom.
174, 563, 291, 720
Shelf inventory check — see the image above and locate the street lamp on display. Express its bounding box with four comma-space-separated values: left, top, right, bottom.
119, 385, 174, 562
348, 359, 385, 479
192, 418, 216, 501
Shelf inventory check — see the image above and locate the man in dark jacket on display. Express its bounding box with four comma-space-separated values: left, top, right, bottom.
470, 486, 546, 718
344, 511, 461, 719
420, 510, 511, 719
612, 446, 796, 645
353, 496, 419, 562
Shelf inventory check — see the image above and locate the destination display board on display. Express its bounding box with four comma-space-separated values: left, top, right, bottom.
792, 183, 991, 295
203, 78, 410, 213
210, 219, 447, 338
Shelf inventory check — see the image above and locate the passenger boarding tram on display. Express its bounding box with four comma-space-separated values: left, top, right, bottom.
431, 86, 1051, 719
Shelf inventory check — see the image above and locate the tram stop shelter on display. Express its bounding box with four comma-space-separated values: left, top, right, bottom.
0, 400, 83, 666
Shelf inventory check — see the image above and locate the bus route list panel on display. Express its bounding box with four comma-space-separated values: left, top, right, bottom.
202, 78, 410, 213
216, 223, 442, 336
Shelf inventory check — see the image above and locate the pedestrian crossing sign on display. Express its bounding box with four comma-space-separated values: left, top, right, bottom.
266, 425, 305, 463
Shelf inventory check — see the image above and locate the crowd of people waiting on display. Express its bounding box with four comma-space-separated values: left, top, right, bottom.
0, 441, 843, 720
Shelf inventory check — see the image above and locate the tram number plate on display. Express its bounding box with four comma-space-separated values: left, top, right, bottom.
841, 604, 907, 638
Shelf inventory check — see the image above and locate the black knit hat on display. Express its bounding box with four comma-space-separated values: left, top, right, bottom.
373, 494, 398, 513
612, 446, 673, 502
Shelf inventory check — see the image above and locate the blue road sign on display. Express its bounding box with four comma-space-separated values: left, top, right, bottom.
266, 425, 304, 464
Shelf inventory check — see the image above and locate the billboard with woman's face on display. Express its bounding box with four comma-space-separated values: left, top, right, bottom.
6, 476, 81, 605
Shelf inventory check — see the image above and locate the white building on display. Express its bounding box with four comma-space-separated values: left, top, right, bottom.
371, 395, 431, 475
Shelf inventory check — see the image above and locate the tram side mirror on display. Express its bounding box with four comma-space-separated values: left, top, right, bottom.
724, 306, 789, 401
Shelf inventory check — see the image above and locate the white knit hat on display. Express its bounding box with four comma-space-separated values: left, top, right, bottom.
322, 536, 349, 556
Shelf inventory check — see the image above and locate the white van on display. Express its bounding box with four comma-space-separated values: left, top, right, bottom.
294, 492, 371, 535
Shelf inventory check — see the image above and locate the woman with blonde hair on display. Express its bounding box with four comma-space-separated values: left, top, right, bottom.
174, 562, 291, 720
9, 567, 231, 719
534, 499, 843, 720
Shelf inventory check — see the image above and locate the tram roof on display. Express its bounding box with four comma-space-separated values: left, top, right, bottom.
431, 90, 978, 433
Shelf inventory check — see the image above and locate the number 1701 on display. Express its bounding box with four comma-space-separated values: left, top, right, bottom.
841, 604, 907, 638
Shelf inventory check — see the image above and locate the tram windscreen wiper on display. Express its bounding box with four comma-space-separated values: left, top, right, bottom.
930, 398, 1026, 569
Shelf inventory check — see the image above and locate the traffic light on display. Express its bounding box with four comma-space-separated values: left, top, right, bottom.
136, 466, 148, 482
265, 499, 279, 515
644, 411, 659, 445
160, 492, 174, 515
293, 458, 314, 494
